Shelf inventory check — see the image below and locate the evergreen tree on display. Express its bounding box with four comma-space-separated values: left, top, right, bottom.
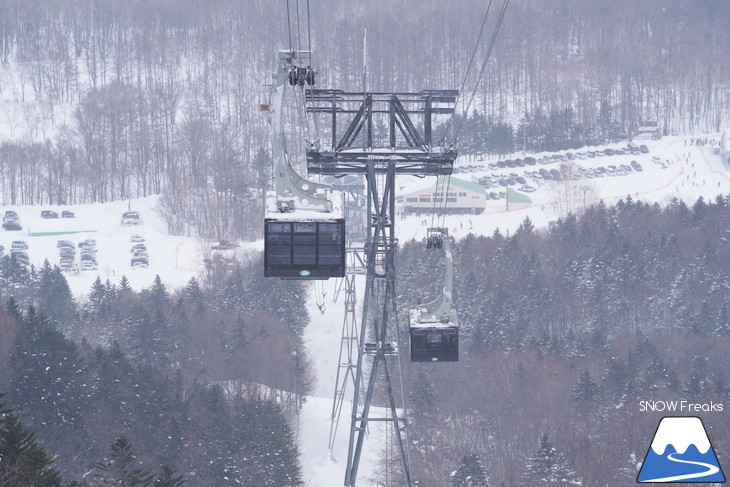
10, 445, 63, 487
230, 313, 248, 351
36, 260, 75, 323
571, 370, 603, 415
119, 275, 132, 292
146, 275, 170, 310
154, 465, 184, 487
451, 454, 489, 487
95, 436, 154, 487
9, 309, 86, 430
0, 396, 62, 487
183, 277, 204, 311
409, 372, 438, 419
5, 297, 23, 320
523, 434, 581, 487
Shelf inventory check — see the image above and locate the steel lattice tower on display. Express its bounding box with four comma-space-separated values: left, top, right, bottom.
307, 90, 457, 487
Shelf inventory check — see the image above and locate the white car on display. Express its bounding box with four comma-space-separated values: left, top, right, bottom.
11, 241, 28, 250
519, 185, 536, 193
130, 235, 145, 242
80, 260, 98, 271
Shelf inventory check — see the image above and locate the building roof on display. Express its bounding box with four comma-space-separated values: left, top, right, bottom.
400, 176, 486, 196
506, 187, 533, 204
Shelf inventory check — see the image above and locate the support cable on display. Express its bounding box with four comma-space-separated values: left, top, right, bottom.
286, 0, 294, 51
453, 0, 510, 142
440, 0, 495, 146
296, 0, 303, 66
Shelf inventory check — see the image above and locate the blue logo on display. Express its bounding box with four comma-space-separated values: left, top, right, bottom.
637, 416, 725, 483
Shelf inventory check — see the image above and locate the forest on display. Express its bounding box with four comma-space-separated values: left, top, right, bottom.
0, 258, 312, 486
1, 195, 729, 485
395, 195, 730, 486
0, 0, 728, 238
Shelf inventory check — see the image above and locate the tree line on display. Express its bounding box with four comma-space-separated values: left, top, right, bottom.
0, 0, 728, 238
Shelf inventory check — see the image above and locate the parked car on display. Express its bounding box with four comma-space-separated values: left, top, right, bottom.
41, 210, 59, 219
603, 148, 615, 156
631, 160, 643, 171
640, 144, 649, 154
60, 258, 74, 270
12, 252, 29, 266
212, 239, 238, 250
11, 241, 28, 250
60, 248, 76, 259
57, 240, 74, 248
3, 211, 19, 223
121, 211, 141, 226
3, 221, 22, 231
130, 235, 145, 242
80, 260, 98, 271
131, 243, 147, 253
131, 255, 149, 268
519, 185, 536, 193
78, 239, 97, 250
61, 210, 75, 218
524, 156, 537, 165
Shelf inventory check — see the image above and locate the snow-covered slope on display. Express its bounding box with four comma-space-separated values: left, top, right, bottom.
1, 135, 729, 486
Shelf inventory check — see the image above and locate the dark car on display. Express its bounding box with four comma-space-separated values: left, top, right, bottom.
505, 159, 516, 168
524, 156, 537, 165
640, 144, 649, 154
61, 210, 75, 218
515, 158, 525, 167
603, 148, 615, 156
3, 221, 22, 231
515, 176, 527, 185
631, 160, 643, 171
41, 210, 59, 219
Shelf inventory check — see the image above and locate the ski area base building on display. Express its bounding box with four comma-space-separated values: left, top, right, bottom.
397, 176, 486, 215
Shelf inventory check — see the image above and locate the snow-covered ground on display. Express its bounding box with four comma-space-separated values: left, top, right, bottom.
1, 135, 729, 486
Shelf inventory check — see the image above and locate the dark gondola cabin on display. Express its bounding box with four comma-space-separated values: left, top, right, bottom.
409, 309, 459, 362
264, 218, 346, 278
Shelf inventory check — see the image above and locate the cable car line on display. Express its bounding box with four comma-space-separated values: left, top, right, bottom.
285, 0, 294, 52
441, 0, 495, 146
453, 0, 510, 143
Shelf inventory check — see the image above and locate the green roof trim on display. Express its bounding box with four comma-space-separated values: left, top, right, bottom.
27, 230, 95, 237
506, 187, 533, 204
436, 176, 486, 195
